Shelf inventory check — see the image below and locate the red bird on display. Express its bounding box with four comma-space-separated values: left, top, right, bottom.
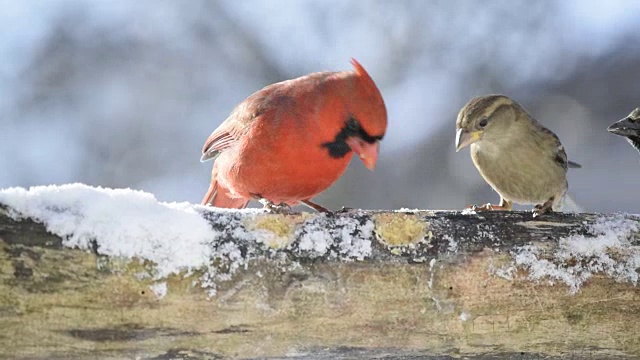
201, 59, 387, 212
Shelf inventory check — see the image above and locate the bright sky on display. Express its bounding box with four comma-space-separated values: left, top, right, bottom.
559, 0, 640, 54
1, 0, 638, 139
1, 0, 639, 78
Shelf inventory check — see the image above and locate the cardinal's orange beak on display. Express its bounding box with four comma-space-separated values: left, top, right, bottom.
346, 137, 379, 171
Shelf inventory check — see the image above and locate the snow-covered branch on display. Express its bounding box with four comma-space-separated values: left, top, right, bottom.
1, 184, 639, 359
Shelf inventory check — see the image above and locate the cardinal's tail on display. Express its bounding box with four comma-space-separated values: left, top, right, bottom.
202, 167, 249, 209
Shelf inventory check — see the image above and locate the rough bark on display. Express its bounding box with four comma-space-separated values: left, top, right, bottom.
1, 207, 639, 359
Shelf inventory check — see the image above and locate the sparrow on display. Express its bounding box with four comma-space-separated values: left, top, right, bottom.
607, 107, 640, 154
201, 59, 387, 212
455, 95, 580, 217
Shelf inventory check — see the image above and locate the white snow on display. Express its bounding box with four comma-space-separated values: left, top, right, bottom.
149, 282, 167, 299
2, 184, 637, 297
334, 216, 374, 260
296, 214, 373, 260
443, 234, 458, 253
0, 183, 216, 279
0, 183, 375, 296
461, 208, 477, 215
297, 227, 331, 255
500, 214, 640, 293
459, 311, 471, 321
491, 263, 516, 281
427, 258, 437, 289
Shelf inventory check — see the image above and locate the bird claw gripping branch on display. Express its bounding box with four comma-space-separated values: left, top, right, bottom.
259, 199, 294, 214
532, 199, 554, 218
467, 203, 511, 212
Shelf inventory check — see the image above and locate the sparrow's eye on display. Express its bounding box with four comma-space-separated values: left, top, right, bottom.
479, 118, 488, 128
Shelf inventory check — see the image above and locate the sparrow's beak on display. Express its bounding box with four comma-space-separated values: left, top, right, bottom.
347, 137, 379, 171
608, 117, 640, 137
456, 128, 482, 152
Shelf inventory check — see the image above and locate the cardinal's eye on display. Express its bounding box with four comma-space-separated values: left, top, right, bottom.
346, 117, 360, 132
479, 118, 488, 128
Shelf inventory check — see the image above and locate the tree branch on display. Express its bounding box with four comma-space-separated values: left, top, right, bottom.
1, 205, 639, 359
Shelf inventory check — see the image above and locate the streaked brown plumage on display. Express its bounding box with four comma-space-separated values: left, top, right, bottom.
608, 107, 640, 154
455, 95, 580, 216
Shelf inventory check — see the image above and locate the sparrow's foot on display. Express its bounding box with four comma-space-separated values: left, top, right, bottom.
533, 198, 554, 218
466, 203, 512, 211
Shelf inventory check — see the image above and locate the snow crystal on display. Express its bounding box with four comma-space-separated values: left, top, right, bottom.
503, 214, 640, 293
396, 208, 421, 213
459, 311, 470, 321
295, 213, 373, 260
442, 234, 458, 252
492, 264, 516, 281
461, 208, 477, 215
149, 282, 168, 299
298, 228, 331, 255
427, 258, 437, 289
334, 216, 373, 260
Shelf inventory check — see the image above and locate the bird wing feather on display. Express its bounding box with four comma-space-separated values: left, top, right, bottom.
200, 71, 341, 163
201, 130, 237, 162
200, 127, 240, 162
200, 91, 271, 162
536, 125, 580, 170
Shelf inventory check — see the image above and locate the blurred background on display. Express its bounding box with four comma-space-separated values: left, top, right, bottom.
1, 0, 638, 212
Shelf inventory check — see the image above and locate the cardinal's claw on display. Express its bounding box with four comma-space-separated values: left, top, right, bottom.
259, 199, 293, 214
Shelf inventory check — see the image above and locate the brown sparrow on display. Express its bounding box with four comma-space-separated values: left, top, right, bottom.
456, 95, 580, 217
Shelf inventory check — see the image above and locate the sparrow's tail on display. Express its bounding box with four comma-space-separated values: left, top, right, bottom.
568, 161, 582, 169
561, 194, 584, 213
202, 167, 249, 209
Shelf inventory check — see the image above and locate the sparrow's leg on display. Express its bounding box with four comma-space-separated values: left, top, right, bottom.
468, 198, 513, 211
301, 199, 330, 213
533, 197, 554, 217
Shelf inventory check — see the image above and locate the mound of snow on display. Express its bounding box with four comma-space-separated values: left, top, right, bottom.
0, 183, 373, 296
499, 214, 640, 293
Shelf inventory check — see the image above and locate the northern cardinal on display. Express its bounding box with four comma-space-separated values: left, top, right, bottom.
455, 95, 580, 216
201, 59, 387, 212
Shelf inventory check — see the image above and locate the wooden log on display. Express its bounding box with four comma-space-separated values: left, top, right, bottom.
1, 203, 639, 359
